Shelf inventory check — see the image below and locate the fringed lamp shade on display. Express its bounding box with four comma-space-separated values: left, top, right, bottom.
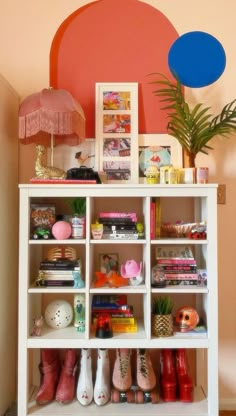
18, 88, 86, 147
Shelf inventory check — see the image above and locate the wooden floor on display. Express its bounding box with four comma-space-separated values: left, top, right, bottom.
220, 412, 236, 416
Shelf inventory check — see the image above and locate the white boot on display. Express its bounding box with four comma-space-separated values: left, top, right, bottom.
76, 348, 93, 405
94, 349, 110, 406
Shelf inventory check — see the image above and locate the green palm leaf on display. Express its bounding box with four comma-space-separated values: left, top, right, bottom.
149, 73, 236, 164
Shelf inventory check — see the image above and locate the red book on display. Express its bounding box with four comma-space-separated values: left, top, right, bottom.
30, 178, 97, 184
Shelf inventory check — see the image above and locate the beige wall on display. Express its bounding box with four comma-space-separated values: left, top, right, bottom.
0, 74, 19, 414
0, 0, 236, 409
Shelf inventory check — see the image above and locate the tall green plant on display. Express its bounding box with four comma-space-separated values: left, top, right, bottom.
150, 73, 236, 166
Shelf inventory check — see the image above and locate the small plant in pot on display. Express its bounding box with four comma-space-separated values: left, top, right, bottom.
66, 197, 86, 239
151, 295, 174, 337
150, 73, 236, 167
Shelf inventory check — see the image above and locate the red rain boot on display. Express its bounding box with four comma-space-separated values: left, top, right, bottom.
160, 349, 177, 401
56, 349, 78, 404
175, 349, 193, 402
36, 349, 60, 405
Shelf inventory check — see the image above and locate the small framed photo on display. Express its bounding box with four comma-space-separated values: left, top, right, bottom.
99, 253, 119, 276
96, 82, 139, 184
139, 134, 183, 182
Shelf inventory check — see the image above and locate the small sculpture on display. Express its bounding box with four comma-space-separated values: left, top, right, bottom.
93, 271, 128, 288
74, 294, 86, 332
144, 165, 159, 184
120, 259, 143, 285
73, 262, 85, 289
34, 145, 66, 179
31, 316, 44, 336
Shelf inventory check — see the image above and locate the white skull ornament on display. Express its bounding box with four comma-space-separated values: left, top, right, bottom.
175, 306, 199, 332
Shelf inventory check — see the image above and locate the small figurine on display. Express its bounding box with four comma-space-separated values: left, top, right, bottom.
120, 259, 143, 285
73, 262, 85, 288
74, 294, 86, 332
144, 165, 159, 184
93, 271, 128, 288
31, 316, 44, 336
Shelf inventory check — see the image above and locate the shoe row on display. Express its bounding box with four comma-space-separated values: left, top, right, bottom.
35, 347, 193, 406
36, 348, 110, 406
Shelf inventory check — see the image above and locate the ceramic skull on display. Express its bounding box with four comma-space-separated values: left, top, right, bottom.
175, 306, 199, 332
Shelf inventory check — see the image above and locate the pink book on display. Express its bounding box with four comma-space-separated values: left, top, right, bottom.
99, 212, 137, 221
164, 273, 198, 280
157, 258, 197, 265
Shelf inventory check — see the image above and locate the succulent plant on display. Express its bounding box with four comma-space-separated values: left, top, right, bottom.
152, 295, 174, 315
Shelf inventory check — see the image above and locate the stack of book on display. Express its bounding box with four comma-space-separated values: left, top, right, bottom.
156, 246, 198, 286
92, 294, 137, 333
37, 258, 80, 287
98, 212, 139, 240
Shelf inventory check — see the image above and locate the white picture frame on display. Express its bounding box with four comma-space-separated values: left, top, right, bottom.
96, 82, 139, 184
138, 134, 183, 182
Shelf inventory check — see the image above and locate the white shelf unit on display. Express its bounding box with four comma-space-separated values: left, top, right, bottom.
18, 183, 218, 416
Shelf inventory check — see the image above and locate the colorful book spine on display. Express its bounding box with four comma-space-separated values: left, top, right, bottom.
155, 197, 161, 239
165, 280, 198, 286
111, 317, 135, 324
156, 258, 197, 265
99, 212, 137, 221
150, 201, 156, 240
157, 265, 197, 272
112, 320, 137, 333
164, 273, 198, 280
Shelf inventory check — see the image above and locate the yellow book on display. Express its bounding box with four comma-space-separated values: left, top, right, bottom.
112, 320, 137, 333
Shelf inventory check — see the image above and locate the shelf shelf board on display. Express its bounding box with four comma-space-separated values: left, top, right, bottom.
151, 286, 208, 294
27, 386, 208, 416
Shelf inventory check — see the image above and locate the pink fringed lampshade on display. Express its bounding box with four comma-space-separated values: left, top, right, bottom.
18, 88, 86, 147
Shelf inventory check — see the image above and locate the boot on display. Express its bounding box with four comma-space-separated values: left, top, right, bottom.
136, 349, 156, 391
175, 349, 193, 402
56, 349, 78, 404
160, 349, 177, 401
36, 349, 60, 405
94, 349, 110, 406
76, 348, 93, 405
112, 348, 132, 391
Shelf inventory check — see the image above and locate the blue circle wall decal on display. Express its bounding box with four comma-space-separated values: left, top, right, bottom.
168, 31, 226, 88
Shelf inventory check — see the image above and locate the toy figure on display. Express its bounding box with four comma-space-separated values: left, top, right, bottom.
74, 294, 85, 332
31, 316, 44, 336
72, 262, 85, 288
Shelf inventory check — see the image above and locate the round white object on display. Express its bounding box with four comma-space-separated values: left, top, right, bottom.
44, 299, 73, 329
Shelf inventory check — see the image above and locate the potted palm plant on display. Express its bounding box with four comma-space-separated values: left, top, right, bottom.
150, 73, 236, 167
151, 295, 174, 337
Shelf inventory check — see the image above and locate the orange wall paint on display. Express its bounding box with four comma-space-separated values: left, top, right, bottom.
50, 0, 179, 138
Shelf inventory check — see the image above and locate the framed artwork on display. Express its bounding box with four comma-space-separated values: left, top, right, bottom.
138, 134, 183, 182
99, 253, 119, 276
96, 82, 139, 183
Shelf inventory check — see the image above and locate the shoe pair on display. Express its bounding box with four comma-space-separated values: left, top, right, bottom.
160, 349, 193, 402
36, 349, 78, 405
112, 348, 156, 391
76, 348, 110, 406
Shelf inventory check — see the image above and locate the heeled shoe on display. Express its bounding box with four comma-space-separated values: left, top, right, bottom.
36, 349, 60, 405
55, 349, 78, 404
94, 349, 111, 406
76, 349, 93, 406
160, 349, 177, 401
175, 348, 193, 402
